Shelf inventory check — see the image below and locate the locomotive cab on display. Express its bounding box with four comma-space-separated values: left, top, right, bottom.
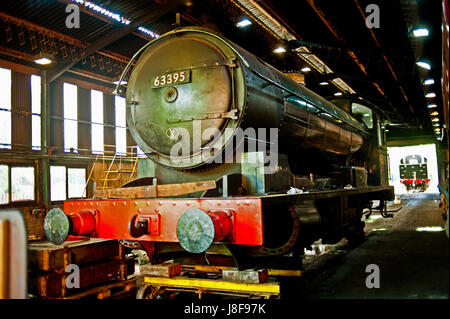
327, 96, 390, 187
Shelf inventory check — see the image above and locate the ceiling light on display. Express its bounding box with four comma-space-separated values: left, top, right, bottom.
138, 26, 158, 38
334, 92, 343, 96
301, 66, 311, 72
424, 78, 435, 85
430, 111, 439, 116
432, 118, 439, 122
113, 80, 127, 85
77, 0, 130, 24
70, 1, 158, 37
319, 81, 329, 85
33, 52, 54, 65
425, 92, 436, 98
237, 18, 252, 28
273, 47, 286, 54
34, 57, 52, 65
427, 103, 437, 108
413, 28, 429, 37
416, 61, 431, 70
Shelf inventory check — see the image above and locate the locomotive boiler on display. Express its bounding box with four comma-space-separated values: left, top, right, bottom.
125, 27, 369, 178
44, 27, 394, 266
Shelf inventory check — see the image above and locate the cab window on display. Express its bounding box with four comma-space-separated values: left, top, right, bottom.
329, 98, 351, 113
351, 103, 373, 129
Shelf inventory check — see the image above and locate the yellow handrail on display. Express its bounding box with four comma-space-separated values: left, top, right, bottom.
103, 152, 117, 189
83, 145, 143, 193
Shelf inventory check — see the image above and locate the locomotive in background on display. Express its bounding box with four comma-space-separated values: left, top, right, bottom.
44, 28, 394, 266
399, 155, 430, 192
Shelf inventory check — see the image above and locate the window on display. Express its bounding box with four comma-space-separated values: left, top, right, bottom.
51, 166, 86, 201
68, 168, 86, 198
50, 166, 66, 201
64, 83, 78, 152
91, 90, 104, 154
329, 98, 351, 113
115, 96, 127, 155
31, 75, 41, 151
0, 165, 8, 204
404, 155, 425, 165
0, 68, 11, 149
351, 102, 373, 129
11, 167, 35, 201
137, 146, 146, 157
0, 164, 36, 204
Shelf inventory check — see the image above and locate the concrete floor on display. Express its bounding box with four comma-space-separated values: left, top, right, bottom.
286, 193, 449, 299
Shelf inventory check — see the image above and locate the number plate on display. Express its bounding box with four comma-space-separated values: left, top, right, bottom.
152, 70, 191, 88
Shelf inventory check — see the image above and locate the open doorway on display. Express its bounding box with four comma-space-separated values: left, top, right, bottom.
388, 144, 439, 194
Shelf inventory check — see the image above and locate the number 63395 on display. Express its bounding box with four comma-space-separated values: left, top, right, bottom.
152, 70, 190, 88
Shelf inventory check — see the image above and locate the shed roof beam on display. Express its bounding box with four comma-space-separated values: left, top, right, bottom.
57, 0, 154, 41
305, 0, 398, 112
353, 0, 415, 114
232, 0, 355, 94
47, 0, 185, 83
0, 12, 130, 64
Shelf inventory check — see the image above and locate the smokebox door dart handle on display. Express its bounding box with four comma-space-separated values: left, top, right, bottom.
129, 215, 148, 238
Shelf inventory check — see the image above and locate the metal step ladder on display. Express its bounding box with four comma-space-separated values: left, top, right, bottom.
83, 146, 141, 195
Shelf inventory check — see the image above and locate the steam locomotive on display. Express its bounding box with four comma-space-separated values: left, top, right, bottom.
44, 27, 394, 266
399, 155, 430, 192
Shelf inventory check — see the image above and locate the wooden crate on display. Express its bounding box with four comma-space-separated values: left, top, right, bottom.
28, 239, 135, 298
28, 239, 120, 272
29, 257, 135, 298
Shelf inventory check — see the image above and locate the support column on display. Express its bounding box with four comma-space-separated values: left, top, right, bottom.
41, 71, 50, 208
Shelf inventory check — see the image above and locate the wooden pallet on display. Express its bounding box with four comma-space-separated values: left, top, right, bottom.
61, 278, 137, 299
